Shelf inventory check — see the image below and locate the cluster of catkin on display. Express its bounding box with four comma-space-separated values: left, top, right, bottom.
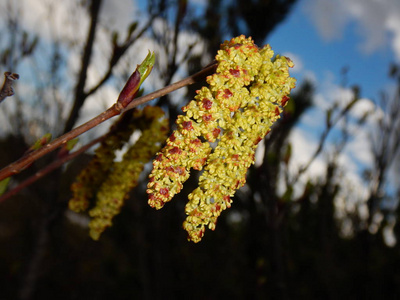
147, 35, 296, 242
69, 106, 168, 240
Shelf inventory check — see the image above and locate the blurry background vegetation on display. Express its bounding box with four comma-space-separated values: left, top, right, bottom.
0, 0, 399, 299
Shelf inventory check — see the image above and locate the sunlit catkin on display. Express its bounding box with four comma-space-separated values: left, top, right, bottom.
147, 35, 296, 242
69, 106, 168, 240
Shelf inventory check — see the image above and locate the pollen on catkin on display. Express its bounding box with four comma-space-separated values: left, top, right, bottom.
147, 35, 296, 242
69, 106, 168, 240
69, 113, 137, 213
89, 106, 168, 240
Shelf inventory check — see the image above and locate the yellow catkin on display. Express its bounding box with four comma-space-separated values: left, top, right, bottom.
88, 106, 169, 240
69, 112, 137, 212
69, 107, 168, 240
147, 35, 296, 242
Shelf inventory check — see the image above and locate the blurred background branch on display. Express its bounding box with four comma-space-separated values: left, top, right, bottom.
0, 71, 19, 103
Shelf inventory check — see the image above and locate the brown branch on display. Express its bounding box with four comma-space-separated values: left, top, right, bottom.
0, 61, 217, 182
0, 72, 19, 103
0, 135, 105, 203
123, 61, 217, 111
64, 3, 156, 133
0, 106, 119, 181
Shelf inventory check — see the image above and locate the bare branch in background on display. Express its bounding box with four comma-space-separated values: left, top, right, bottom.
63, 0, 103, 134
292, 86, 360, 184
0, 135, 104, 203
0, 71, 19, 103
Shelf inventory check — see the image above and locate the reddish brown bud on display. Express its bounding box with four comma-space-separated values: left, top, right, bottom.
117, 70, 141, 108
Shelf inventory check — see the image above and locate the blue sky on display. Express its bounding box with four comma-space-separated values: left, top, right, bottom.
268, 0, 398, 100
250, 0, 400, 222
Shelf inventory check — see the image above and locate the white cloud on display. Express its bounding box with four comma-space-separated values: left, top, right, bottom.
387, 15, 400, 62
349, 97, 376, 119
303, 0, 400, 61
100, 0, 137, 36
289, 126, 327, 176
303, 0, 348, 41
12, 0, 89, 42
282, 68, 381, 203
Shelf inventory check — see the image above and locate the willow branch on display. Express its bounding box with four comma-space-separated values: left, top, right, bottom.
0, 135, 105, 203
0, 61, 217, 182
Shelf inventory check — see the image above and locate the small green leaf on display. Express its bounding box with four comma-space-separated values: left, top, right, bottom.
66, 138, 79, 151
137, 51, 155, 85
30, 133, 52, 151
57, 138, 79, 159
0, 177, 10, 196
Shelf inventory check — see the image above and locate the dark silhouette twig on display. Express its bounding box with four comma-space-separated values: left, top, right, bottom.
291, 91, 359, 184
85, 15, 156, 99
0, 135, 104, 203
63, 0, 103, 133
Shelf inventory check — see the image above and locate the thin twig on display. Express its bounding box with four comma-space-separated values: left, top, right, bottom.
63, 0, 103, 133
0, 61, 217, 182
291, 95, 359, 184
122, 61, 217, 111
85, 14, 157, 99
0, 135, 105, 203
